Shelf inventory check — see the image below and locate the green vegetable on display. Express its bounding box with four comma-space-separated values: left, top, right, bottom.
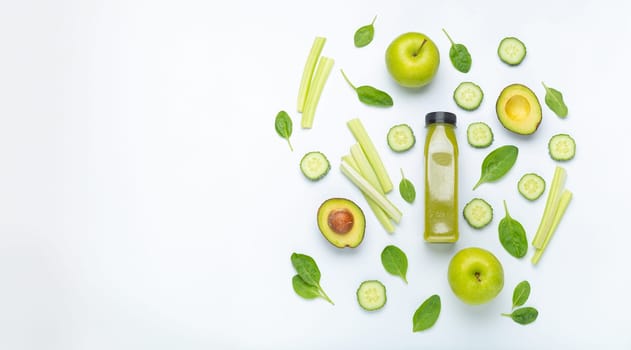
341, 69, 393, 107
453, 81, 483, 111
502, 307, 539, 325
275, 110, 294, 151
380, 245, 408, 283
512, 280, 531, 309
343, 153, 395, 233
412, 294, 441, 332
542, 82, 568, 118
398, 169, 416, 204
532, 189, 572, 264
356, 280, 387, 311
498, 200, 528, 258
354, 15, 377, 48
473, 145, 519, 190
292, 274, 321, 299
548, 134, 576, 161
340, 160, 402, 223
463, 198, 493, 229
301, 56, 335, 129
518, 173, 546, 201
387, 124, 415, 152
290, 253, 334, 305
347, 118, 393, 193
300, 151, 330, 181
466, 122, 493, 148
297, 37, 326, 113
442, 28, 472, 73
498, 37, 527, 66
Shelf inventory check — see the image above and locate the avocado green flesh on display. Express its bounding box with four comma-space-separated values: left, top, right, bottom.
317, 198, 365, 248
496, 84, 542, 135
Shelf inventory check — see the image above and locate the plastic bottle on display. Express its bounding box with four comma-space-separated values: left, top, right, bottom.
424, 111, 458, 243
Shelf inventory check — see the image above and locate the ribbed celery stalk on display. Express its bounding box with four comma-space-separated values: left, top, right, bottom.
532, 166, 567, 249
532, 189, 572, 265
301, 56, 334, 128
347, 118, 393, 193
297, 37, 326, 113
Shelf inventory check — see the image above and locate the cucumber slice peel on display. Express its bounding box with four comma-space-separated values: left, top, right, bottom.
548, 134, 575, 161
387, 124, 416, 152
356, 280, 386, 311
300, 151, 330, 181
463, 198, 493, 229
518, 173, 546, 201
498, 37, 527, 66
453, 82, 484, 111
467, 122, 494, 148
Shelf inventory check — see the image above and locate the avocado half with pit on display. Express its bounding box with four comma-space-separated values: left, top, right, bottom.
496, 84, 542, 135
317, 198, 365, 248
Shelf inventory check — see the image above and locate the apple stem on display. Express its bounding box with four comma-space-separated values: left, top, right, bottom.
474, 271, 482, 282
413, 39, 427, 57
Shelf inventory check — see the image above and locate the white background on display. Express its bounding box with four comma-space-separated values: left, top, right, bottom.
1, 0, 630, 349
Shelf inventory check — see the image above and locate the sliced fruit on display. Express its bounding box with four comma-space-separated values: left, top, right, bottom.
463, 198, 493, 229
466, 122, 493, 148
548, 134, 576, 161
498, 37, 527, 66
317, 198, 365, 248
356, 280, 386, 311
453, 81, 484, 111
496, 83, 542, 135
300, 151, 330, 181
518, 173, 546, 201
387, 124, 415, 152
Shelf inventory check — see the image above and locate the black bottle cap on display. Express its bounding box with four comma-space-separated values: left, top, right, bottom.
425, 111, 457, 126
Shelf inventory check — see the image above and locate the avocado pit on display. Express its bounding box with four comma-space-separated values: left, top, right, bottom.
328, 209, 354, 234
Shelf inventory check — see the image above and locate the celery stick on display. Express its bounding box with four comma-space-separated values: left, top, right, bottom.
347, 118, 393, 193
532, 190, 573, 265
340, 161, 402, 223
343, 155, 395, 233
532, 166, 567, 249
350, 143, 385, 193
297, 37, 326, 113
301, 56, 334, 129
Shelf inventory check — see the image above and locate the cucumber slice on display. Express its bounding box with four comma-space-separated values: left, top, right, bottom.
466, 122, 494, 148
518, 173, 546, 201
498, 37, 527, 66
356, 280, 386, 311
300, 151, 330, 181
463, 198, 493, 229
387, 124, 415, 152
453, 82, 484, 111
548, 134, 576, 161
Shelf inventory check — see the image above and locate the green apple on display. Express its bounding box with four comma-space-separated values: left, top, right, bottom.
385, 32, 440, 88
447, 247, 504, 305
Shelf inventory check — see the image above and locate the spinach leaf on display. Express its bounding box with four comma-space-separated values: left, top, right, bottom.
399, 169, 416, 204
290, 252, 334, 304
512, 280, 531, 309
412, 294, 441, 332
380, 245, 409, 284
275, 110, 293, 151
473, 145, 518, 190
502, 306, 539, 325
292, 274, 320, 299
498, 201, 528, 258
354, 15, 377, 48
291, 252, 321, 286
442, 28, 472, 73
341, 69, 393, 107
542, 82, 568, 118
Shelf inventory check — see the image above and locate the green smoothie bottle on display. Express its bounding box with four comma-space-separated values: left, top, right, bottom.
424, 111, 458, 243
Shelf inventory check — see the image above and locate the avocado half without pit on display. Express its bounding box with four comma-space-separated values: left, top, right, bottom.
317, 198, 366, 248
496, 83, 542, 135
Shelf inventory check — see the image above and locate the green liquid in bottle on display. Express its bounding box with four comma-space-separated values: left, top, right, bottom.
424, 112, 458, 243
